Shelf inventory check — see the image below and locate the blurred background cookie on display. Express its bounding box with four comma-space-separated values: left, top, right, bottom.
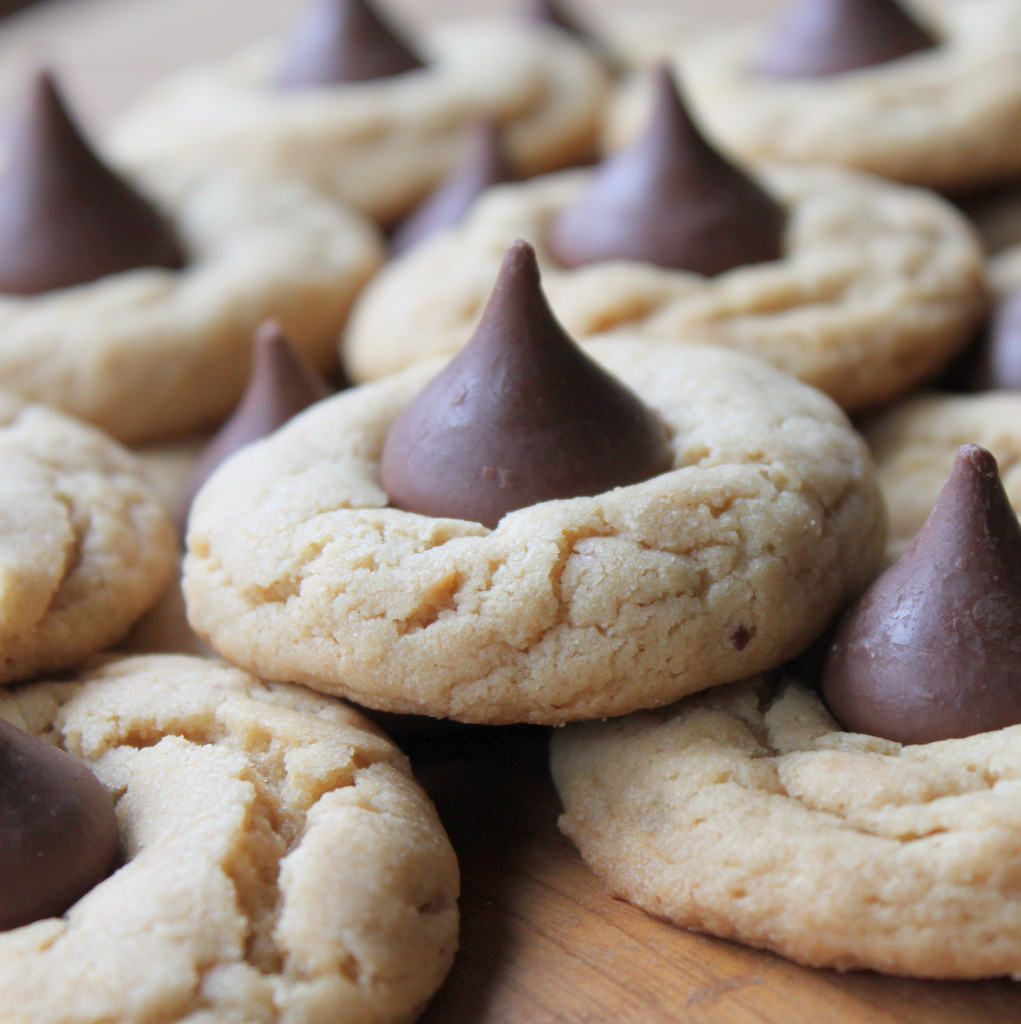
611, 0, 1021, 191
0, 71, 383, 444
108, 0, 612, 226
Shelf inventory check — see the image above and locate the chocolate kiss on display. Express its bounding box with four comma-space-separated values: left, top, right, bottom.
178, 322, 332, 526
754, 0, 938, 80
545, 67, 786, 276
381, 241, 673, 527
822, 444, 1021, 745
0, 71, 185, 296
390, 120, 514, 256
0, 718, 119, 931
276, 0, 425, 89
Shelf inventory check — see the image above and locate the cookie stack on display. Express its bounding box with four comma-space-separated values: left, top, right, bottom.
4, 0, 1021, 1018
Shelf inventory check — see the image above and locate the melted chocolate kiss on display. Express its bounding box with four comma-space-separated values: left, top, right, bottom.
0, 718, 119, 931
546, 66, 786, 276
754, 0, 938, 80
277, 0, 425, 89
822, 444, 1021, 744
381, 240, 673, 528
0, 71, 185, 296
178, 322, 332, 527
390, 120, 514, 256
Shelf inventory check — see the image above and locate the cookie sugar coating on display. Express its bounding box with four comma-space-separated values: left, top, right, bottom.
343, 164, 985, 414
0, 394, 176, 684
552, 677, 1021, 978
0, 654, 459, 1024
183, 340, 885, 724
623, 0, 1021, 190
110, 19, 609, 225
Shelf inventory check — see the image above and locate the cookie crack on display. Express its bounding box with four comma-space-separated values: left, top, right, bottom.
42, 489, 86, 616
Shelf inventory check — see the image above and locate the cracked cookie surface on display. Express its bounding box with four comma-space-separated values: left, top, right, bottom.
109, 20, 609, 226
551, 675, 1021, 978
618, 0, 1021, 190
0, 394, 176, 684
863, 391, 1021, 561
342, 164, 985, 413
182, 340, 885, 724
0, 654, 459, 1024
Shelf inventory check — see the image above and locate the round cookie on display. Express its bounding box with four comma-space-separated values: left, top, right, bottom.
109, 19, 610, 226
0, 653, 459, 1024
342, 164, 986, 413
182, 339, 886, 725
614, 0, 1021, 191
0, 393, 176, 684
551, 674, 1021, 979
0, 164, 382, 444
863, 390, 1021, 560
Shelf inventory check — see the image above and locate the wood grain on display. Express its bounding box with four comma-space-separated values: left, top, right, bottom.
408, 726, 1021, 1023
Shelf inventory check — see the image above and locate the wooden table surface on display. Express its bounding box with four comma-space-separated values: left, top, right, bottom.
4, 0, 1019, 1019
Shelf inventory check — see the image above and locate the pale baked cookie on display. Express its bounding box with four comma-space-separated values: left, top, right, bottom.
863, 391, 1021, 560
0, 654, 460, 1024
611, 0, 1021, 191
0, 393, 176, 684
551, 674, 1021, 979
0, 165, 382, 444
109, 20, 610, 226
182, 340, 885, 724
342, 165, 986, 413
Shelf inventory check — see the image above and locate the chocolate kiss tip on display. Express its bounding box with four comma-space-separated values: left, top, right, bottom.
0, 69, 185, 296
380, 240, 674, 528
545, 65, 786, 276
177, 322, 333, 530
276, 0, 425, 89
754, 0, 938, 80
822, 443, 1021, 745
0, 719, 119, 931
390, 119, 514, 256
